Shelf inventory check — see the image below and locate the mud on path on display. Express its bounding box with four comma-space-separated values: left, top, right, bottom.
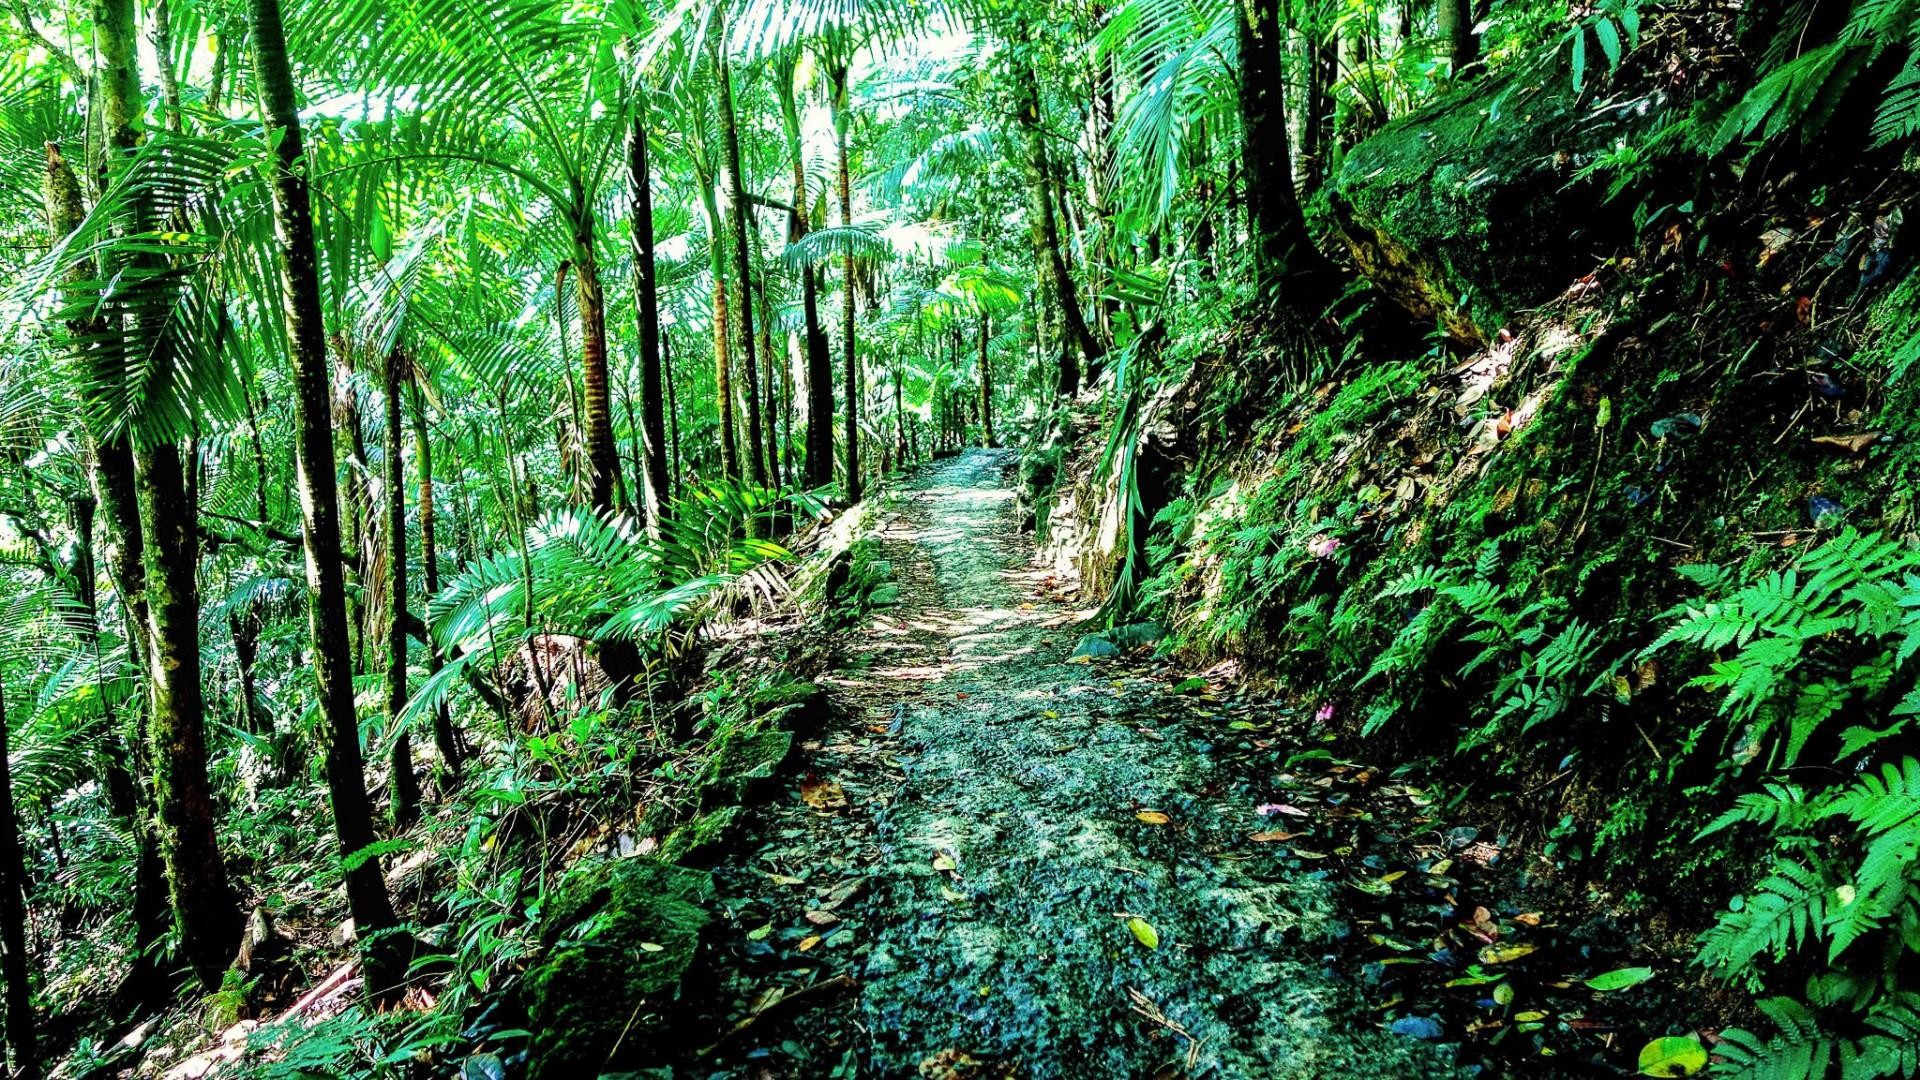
677, 449, 1450, 1078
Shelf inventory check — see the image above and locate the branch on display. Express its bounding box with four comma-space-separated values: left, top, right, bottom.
6, 0, 84, 86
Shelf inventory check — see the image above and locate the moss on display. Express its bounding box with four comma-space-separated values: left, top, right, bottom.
697, 727, 793, 803
1331, 66, 1662, 344
525, 858, 714, 1079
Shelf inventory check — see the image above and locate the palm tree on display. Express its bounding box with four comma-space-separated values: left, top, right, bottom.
247, 0, 411, 995
630, 88, 673, 529
96, 0, 241, 990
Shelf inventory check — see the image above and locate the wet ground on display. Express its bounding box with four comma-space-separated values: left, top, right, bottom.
674, 450, 1453, 1078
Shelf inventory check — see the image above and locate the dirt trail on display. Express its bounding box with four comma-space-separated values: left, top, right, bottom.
691, 450, 1449, 1077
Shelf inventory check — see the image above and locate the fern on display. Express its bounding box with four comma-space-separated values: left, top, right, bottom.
1700, 858, 1834, 974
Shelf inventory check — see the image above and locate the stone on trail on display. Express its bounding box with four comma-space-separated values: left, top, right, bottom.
524, 858, 714, 1079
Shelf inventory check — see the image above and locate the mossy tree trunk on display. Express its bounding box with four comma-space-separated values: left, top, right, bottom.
96, 0, 240, 990
0, 681, 36, 1080
410, 378, 462, 780
573, 206, 623, 517
248, 0, 410, 995
978, 313, 994, 447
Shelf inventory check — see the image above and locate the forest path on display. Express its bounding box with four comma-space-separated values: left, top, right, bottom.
689, 450, 1450, 1078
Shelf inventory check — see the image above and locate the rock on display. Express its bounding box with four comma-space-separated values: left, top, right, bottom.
1330, 66, 1664, 346
1070, 634, 1121, 659
658, 805, 743, 863
524, 858, 714, 1079
752, 679, 830, 735
1388, 1014, 1447, 1040
868, 583, 902, 607
698, 728, 794, 803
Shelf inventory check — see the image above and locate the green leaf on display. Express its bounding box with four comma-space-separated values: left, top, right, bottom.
1124, 916, 1159, 949
1572, 31, 1589, 92
1637, 1035, 1707, 1077
1595, 17, 1623, 71
1586, 966, 1655, 991
369, 198, 392, 263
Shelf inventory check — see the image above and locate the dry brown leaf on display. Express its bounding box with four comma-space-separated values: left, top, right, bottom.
1248, 830, 1302, 843
1135, 811, 1171, 825
799, 775, 848, 811
1811, 432, 1881, 454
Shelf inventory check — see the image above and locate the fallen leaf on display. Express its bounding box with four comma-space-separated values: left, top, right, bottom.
1248, 831, 1301, 843
1637, 1034, 1707, 1077
799, 775, 848, 811
797, 935, 821, 952
747, 923, 773, 941
1812, 432, 1881, 453
932, 854, 957, 872
1479, 943, 1537, 964
1585, 966, 1655, 991
803, 910, 840, 926
1124, 916, 1159, 949
1135, 811, 1171, 825
638, 942, 665, 953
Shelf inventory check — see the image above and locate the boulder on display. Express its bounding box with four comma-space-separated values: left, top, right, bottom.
1330, 66, 1664, 346
524, 858, 714, 1078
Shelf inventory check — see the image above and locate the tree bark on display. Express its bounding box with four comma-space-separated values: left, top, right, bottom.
0, 681, 36, 1080
828, 60, 862, 502
716, 44, 767, 488
1438, 0, 1479, 76
573, 206, 622, 517
382, 350, 419, 828
1012, 47, 1100, 396
95, 0, 240, 990
978, 313, 994, 447
411, 378, 462, 781
248, 0, 409, 996
628, 101, 671, 532
698, 177, 740, 481
1237, 0, 1338, 303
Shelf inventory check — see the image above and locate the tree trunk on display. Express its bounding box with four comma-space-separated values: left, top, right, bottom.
383, 351, 419, 828
0, 682, 36, 1080
776, 52, 835, 491
1237, 0, 1338, 303
978, 314, 994, 447
628, 103, 671, 532
829, 61, 862, 503
137, 442, 241, 988
716, 45, 767, 488
1439, 0, 1479, 76
411, 378, 462, 781
664, 329, 682, 500
44, 141, 173, 1008
699, 180, 740, 481
96, 0, 239, 990
1012, 49, 1099, 396
573, 208, 622, 517
248, 0, 409, 996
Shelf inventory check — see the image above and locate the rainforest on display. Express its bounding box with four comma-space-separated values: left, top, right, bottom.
2, 0, 1919, 1076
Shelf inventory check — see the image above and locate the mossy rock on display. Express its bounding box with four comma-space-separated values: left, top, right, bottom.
752, 679, 827, 718
658, 805, 744, 863
525, 858, 714, 1079
697, 727, 794, 802
1329, 64, 1663, 345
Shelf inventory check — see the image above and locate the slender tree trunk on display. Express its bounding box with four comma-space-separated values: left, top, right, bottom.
248, 0, 409, 995
97, 0, 240, 990
715, 46, 767, 488
698, 181, 740, 481
775, 52, 835, 490
411, 379, 461, 781
1238, 0, 1338, 303
0, 682, 36, 1080
628, 103, 671, 532
573, 206, 622, 517
664, 329, 682, 501
383, 351, 419, 828
978, 314, 995, 447
45, 141, 173, 1007
829, 61, 862, 502
1012, 48, 1099, 396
